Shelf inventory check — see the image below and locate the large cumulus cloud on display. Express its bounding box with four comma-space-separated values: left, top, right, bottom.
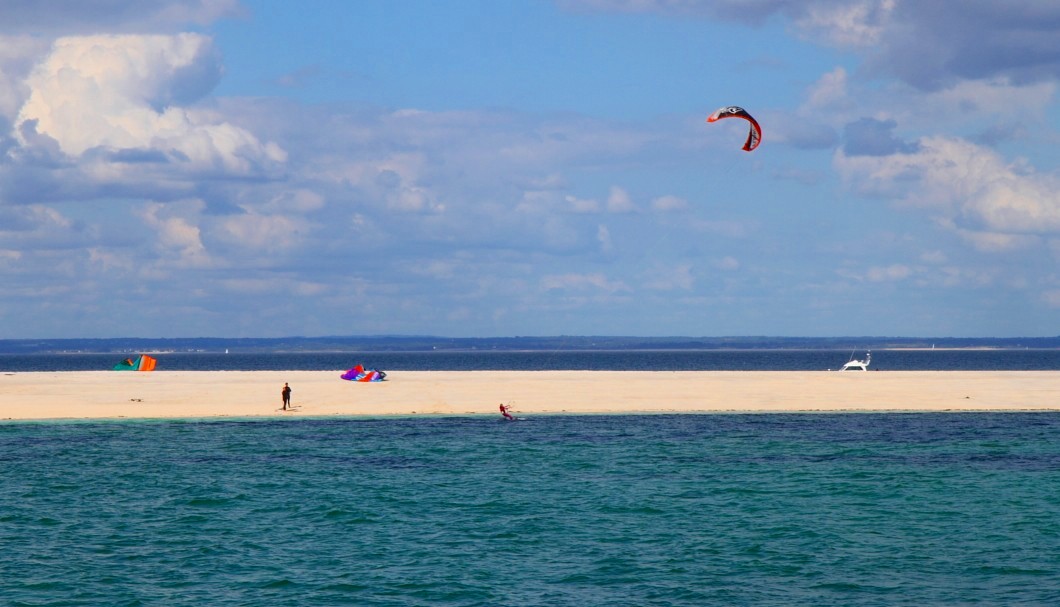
12, 34, 285, 180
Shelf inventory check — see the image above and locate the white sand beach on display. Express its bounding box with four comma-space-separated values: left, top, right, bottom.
3, 370, 1058, 421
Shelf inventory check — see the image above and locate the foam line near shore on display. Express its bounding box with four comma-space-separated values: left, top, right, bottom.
4, 370, 1058, 421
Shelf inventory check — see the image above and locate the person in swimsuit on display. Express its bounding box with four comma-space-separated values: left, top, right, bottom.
499, 403, 514, 420
282, 383, 292, 410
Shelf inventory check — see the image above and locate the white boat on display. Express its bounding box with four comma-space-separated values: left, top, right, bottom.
839, 350, 871, 371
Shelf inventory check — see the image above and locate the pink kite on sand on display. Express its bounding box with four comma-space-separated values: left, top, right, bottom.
340, 364, 386, 382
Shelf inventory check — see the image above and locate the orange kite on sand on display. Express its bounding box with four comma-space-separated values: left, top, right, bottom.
113, 354, 157, 371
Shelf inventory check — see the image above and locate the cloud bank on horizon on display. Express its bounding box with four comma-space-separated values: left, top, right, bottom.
0, 0, 1057, 338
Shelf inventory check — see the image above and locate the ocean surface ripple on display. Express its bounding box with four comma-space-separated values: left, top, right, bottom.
2, 348, 1058, 372
3, 413, 1059, 606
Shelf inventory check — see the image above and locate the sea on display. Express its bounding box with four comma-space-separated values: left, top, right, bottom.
1, 348, 1059, 372
3, 350, 1059, 606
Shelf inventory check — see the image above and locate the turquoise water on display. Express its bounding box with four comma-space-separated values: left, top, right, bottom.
3, 413, 1059, 606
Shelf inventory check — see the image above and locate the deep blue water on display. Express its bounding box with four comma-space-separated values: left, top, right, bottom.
2, 349, 1058, 372
2, 413, 1058, 606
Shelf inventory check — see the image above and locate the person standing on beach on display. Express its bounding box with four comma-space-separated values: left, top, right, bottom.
282, 383, 292, 410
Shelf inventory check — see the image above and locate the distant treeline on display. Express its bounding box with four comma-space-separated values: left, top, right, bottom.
1, 335, 1058, 354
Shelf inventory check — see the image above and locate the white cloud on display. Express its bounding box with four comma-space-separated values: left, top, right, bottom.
566, 194, 600, 213
836, 263, 911, 283
88, 247, 135, 272
651, 194, 688, 212
14, 34, 285, 176
793, 0, 895, 48
836, 136, 1060, 246
387, 184, 443, 213
688, 218, 753, 238
309, 149, 451, 214
139, 200, 210, 267
292, 281, 329, 297
607, 186, 635, 213
515, 190, 560, 213
865, 263, 911, 282
597, 224, 613, 252
715, 256, 739, 270
919, 250, 947, 264
219, 212, 308, 251
925, 79, 1056, 120
217, 277, 275, 295
643, 262, 694, 291
258, 189, 326, 214
409, 259, 458, 280
0, 204, 72, 235
541, 272, 630, 293
802, 67, 850, 113
947, 224, 1040, 253
0, 206, 78, 257
1043, 289, 1060, 308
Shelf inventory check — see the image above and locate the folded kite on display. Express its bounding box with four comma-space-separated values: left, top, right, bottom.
340, 364, 386, 382
113, 354, 157, 371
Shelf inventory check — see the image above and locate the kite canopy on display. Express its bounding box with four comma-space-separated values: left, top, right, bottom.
706, 106, 762, 152
341, 364, 386, 382
113, 354, 157, 371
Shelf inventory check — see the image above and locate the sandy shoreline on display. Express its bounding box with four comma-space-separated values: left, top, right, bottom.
3, 370, 1058, 421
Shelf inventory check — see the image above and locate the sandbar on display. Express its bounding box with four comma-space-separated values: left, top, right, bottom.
2, 370, 1058, 421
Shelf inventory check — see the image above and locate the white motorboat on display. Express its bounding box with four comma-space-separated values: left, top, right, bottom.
839, 350, 871, 371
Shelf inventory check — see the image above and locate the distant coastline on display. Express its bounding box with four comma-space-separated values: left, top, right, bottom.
2, 335, 1058, 355
878, 346, 1021, 351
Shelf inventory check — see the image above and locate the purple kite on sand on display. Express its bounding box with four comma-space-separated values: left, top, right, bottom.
340, 364, 386, 382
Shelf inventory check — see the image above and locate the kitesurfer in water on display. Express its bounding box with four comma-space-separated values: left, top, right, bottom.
282, 383, 292, 410
499, 403, 514, 421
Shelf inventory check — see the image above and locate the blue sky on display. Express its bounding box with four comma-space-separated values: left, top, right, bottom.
1, 0, 1058, 338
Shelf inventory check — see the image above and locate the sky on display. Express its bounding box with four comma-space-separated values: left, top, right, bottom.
1, 0, 1058, 339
